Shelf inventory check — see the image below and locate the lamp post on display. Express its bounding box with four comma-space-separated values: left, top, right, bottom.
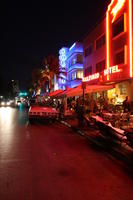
82, 82, 86, 105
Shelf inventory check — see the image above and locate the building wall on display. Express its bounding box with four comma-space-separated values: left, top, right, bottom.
83, 19, 106, 75
83, 0, 133, 102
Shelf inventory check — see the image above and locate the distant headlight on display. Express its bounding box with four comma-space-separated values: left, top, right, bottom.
6, 102, 10, 106
1, 102, 5, 106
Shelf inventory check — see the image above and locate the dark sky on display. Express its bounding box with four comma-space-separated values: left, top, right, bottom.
0, 0, 110, 90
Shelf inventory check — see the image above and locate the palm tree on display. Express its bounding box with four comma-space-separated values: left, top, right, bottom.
31, 68, 42, 94
41, 55, 59, 92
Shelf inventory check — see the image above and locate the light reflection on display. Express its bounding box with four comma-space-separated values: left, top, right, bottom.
0, 107, 16, 152
0, 107, 13, 126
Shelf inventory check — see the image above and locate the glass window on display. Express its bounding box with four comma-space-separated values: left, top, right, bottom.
84, 44, 93, 57
96, 34, 105, 50
96, 60, 105, 73
70, 54, 83, 66
76, 54, 83, 63
77, 70, 83, 79
71, 57, 77, 65
115, 50, 124, 65
112, 15, 124, 37
71, 72, 76, 80
85, 66, 92, 76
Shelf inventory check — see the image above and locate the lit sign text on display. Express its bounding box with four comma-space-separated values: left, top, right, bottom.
104, 65, 121, 76
59, 48, 67, 68
83, 73, 100, 82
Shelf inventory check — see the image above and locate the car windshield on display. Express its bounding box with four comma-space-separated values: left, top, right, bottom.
30, 99, 56, 108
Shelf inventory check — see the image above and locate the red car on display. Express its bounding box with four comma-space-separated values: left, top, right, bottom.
28, 102, 59, 123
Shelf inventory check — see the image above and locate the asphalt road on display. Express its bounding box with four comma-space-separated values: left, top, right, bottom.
0, 106, 133, 200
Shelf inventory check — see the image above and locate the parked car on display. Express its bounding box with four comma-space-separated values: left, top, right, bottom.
28, 101, 59, 123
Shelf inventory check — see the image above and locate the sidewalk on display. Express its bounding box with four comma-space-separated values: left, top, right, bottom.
60, 117, 105, 143
60, 116, 133, 168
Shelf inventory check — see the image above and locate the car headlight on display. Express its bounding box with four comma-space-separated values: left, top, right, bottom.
6, 102, 10, 106
1, 102, 5, 106
17, 102, 21, 106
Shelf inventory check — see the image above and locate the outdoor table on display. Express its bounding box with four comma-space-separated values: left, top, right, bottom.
121, 126, 133, 132
103, 112, 120, 117
91, 115, 104, 122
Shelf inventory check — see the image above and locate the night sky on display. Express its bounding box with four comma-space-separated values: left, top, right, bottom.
0, 0, 110, 90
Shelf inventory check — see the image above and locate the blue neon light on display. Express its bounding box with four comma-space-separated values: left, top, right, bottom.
69, 43, 76, 51
58, 43, 83, 90
59, 48, 67, 69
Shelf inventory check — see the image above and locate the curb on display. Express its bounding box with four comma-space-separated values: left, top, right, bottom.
60, 119, 133, 167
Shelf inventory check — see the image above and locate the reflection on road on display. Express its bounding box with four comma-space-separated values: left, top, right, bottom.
0, 107, 17, 154
0, 107, 14, 128
0, 107, 28, 157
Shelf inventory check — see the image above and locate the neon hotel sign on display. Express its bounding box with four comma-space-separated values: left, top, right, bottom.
82, 65, 121, 82
83, 0, 133, 83
110, 0, 126, 23
107, 0, 133, 78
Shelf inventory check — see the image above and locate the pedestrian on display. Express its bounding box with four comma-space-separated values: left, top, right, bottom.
59, 101, 65, 119
76, 99, 85, 127
123, 96, 130, 112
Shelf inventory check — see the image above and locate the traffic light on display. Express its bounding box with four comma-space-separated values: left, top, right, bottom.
19, 92, 28, 97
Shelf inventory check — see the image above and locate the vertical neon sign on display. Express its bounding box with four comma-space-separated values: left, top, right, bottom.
111, 0, 126, 23
129, 0, 133, 77
106, 0, 130, 80
106, 11, 110, 80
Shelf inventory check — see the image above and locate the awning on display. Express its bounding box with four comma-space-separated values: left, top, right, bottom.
66, 84, 115, 97
49, 90, 63, 97
57, 88, 74, 97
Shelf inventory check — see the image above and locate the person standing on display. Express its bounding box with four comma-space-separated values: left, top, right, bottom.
123, 96, 130, 112
76, 99, 85, 127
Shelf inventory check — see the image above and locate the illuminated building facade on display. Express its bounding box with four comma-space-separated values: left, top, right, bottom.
57, 42, 83, 90
83, 0, 133, 104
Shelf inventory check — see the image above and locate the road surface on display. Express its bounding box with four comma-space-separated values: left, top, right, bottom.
0, 106, 133, 200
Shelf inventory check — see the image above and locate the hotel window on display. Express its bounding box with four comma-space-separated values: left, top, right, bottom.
96, 34, 105, 50
77, 70, 83, 79
115, 50, 124, 65
85, 66, 92, 76
71, 57, 77, 65
71, 72, 76, 80
96, 60, 105, 73
76, 54, 83, 63
112, 15, 124, 37
70, 54, 83, 65
84, 44, 93, 57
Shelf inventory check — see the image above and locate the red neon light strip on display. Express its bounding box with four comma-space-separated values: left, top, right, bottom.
108, 0, 115, 11
111, 0, 126, 23
129, 0, 133, 77
106, 11, 110, 80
